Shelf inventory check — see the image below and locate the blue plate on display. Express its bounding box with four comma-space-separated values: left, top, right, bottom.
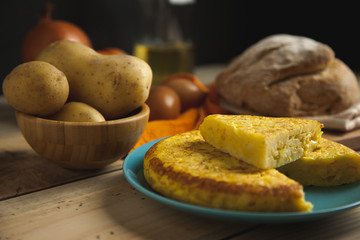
123, 138, 360, 223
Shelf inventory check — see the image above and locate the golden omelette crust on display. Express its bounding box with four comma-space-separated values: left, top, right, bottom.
199, 114, 323, 169
278, 138, 360, 186
144, 131, 312, 212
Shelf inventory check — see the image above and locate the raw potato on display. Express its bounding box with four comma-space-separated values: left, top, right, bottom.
2, 61, 69, 116
36, 40, 153, 119
50, 102, 105, 122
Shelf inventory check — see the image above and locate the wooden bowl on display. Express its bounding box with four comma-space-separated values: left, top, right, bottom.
15, 104, 149, 169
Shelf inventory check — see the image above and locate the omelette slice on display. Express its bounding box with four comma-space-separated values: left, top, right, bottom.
278, 138, 360, 186
199, 114, 323, 169
144, 130, 313, 212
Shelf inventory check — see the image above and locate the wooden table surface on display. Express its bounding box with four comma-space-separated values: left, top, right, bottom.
2, 66, 360, 240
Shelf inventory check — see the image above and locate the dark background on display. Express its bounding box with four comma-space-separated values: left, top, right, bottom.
1, 0, 360, 95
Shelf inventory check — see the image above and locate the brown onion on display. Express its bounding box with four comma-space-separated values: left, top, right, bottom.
146, 86, 181, 121
162, 73, 208, 112
21, 3, 92, 62
97, 47, 127, 55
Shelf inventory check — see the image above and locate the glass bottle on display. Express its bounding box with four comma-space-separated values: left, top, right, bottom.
134, 0, 196, 86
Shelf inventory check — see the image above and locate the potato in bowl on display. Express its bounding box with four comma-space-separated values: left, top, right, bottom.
15, 104, 149, 169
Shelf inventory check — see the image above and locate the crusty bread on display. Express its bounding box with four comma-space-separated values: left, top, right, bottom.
215, 34, 360, 117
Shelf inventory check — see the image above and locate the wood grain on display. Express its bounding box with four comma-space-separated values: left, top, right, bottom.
323, 129, 360, 150
0, 103, 124, 200
0, 139, 123, 200
228, 208, 360, 240
0, 171, 254, 240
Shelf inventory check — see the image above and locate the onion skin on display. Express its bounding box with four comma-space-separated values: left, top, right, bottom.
21, 5, 91, 62
97, 47, 127, 55
146, 86, 181, 121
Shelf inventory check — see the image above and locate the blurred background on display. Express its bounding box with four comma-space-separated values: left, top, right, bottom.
1, 0, 360, 94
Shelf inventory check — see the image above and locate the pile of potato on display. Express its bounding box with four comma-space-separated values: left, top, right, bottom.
2, 40, 152, 122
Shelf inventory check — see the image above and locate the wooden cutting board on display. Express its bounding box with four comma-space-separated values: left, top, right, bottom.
323, 128, 360, 151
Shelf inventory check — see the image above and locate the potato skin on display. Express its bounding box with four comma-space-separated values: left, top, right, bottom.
2, 61, 69, 116
36, 40, 153, 119
50, 102, 105, 122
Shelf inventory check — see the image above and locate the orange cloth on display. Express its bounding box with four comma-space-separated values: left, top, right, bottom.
132, 82, 228, 150
132, 107, 206, 150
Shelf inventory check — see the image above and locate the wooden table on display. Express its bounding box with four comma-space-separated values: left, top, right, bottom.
2, 66, 360, 240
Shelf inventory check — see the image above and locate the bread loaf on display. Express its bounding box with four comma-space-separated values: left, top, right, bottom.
215, 34, 360, 117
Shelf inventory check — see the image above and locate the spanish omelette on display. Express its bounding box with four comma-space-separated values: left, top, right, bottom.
143, 130, 313, 212
278, 138, 360, 186
199, 114, 323, 169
